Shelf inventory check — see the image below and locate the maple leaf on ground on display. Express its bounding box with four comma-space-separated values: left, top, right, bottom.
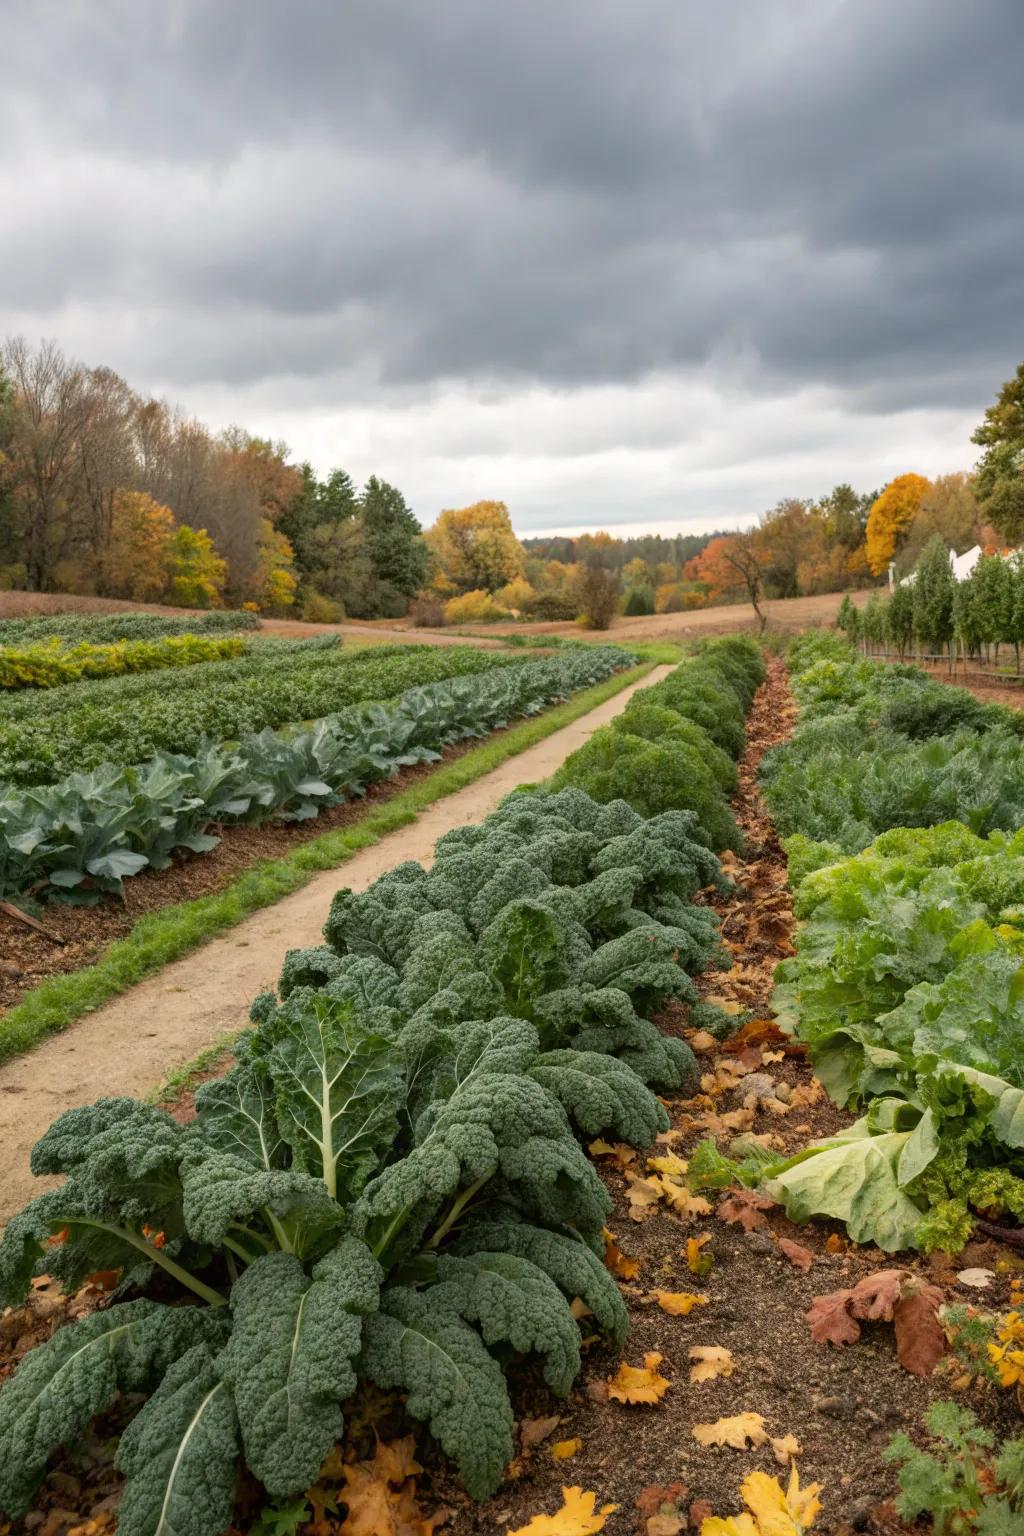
602, 1227, 640, 1280
654, 1290, 709, 1316
626, 1177, 664, 1220
692, 1412, 769, 1450
700, 1466, 823, 1536
805, 1288, 859, 1347
340, 1436, 447, 1536
689, 1345, 735, 1383
551, 1439, 583, 1460
688, 1030, 719, 1053
607, 1351, 672, 1404
508, 1486, 618, 1536
647, 1151, 689, 1179
777, 1239, 813, 1273
720, 1020, 788, 1054
651, 1175, 713, 1219
636, 1482, 689, 1519
718, 1187, 776, 1232
589, 1138, 637, 1171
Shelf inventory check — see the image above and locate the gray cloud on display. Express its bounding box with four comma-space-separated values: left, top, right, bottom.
1, 0, 1022, 529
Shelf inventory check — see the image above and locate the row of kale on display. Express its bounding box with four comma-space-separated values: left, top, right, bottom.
0, 636, 766, 1530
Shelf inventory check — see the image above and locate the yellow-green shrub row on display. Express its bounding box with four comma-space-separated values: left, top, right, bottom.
0, 632, 247, 690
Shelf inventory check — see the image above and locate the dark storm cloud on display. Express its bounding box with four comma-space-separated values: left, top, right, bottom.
2, 0, 1023, 410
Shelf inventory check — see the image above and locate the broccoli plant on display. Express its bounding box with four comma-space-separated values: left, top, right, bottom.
0, 992, 646, 1529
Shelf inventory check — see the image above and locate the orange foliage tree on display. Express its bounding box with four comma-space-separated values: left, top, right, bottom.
685, 533, 769, 628
865, 474, 931, 574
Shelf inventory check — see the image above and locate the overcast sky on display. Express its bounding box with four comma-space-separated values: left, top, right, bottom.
3, 1, 1022, 536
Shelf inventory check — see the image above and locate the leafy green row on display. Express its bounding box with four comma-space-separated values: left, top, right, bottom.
739, 632, 1024, 1254
0, 646, 762, 1530
761, 646, 1024, 855
0, 608, 260, 645
550, 634, 764, 851
0, 647, 629, 902
0, 642, 526, 787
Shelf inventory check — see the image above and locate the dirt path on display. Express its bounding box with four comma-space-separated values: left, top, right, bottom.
0, 665, 672, 1227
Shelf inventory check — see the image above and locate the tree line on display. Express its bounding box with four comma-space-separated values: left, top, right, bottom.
0, 339, 426, 617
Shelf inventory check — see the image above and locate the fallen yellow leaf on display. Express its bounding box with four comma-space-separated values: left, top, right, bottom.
607, 1351, 672, 1405
700, 1466, 823, 1535
689, 1345, 735, 1383
771, 1434, 802, 1466
692, 1412, 769, 1450
653, 1290, 709, 1316
686, 1233, 714, 1277
647, 1151, 689, 1179
602, 1228, 640, 1280
551, 1438, 583, 1460
508, 1485, 619, 1535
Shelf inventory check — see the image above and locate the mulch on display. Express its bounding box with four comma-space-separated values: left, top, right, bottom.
0, 736, 487, 1015
2, 657, 1021, 1536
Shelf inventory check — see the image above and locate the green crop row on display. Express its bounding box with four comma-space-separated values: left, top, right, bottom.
0, 632, 247, 691
686, 633, 1024, 1264
0, 647, 629, 902
0, 642, 762, 1530
0, 607, 260, 645
0, 642, 526, 787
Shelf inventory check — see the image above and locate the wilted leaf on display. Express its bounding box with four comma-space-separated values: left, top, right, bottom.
771, 1433, 802, 1466
653, 1290, 709, 1316
805, 1289, 859, 1347
607, 1351, 672, 1405
635, 1482, 689, 1519
508, 1485, 618, 1536
340, 1436, 443, 1536
689, 1345, 735, 1383
849, 1269, 903, 1322
788, 1080, 824, 1108
686, 1233, 714, 1277
602, 1228, 640, 1280
688, 1030, 719, 1053
957, 1268, 995, 1288
692, 1412, 769, 1450
777, 1239, 814, 1273
718, 1188, 775, 1232
626, 1177, 664, 1221
551, 1438, 583, 1461
893, 1279, 945, 1378
520, 1415, 562, 1450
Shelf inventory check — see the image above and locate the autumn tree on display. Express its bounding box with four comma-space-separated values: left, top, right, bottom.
99, 491, 175, 600
427, 500, 524, 593
899, 473, 981, 571
865, 474, 932, 575
685, 533, 768, 628
166, 525, 227, 608
574, 558, 621, 629
972, 364, 1024, 543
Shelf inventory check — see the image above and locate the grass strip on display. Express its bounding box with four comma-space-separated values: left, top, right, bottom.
0, 660, 656, 1065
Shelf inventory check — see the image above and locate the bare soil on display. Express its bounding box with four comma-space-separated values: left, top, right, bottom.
0, 667, 672, 1229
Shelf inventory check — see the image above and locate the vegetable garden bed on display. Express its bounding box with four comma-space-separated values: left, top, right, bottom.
2, 635, 1022, 1536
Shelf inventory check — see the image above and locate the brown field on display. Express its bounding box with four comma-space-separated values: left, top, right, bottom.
0, 586, 872, 646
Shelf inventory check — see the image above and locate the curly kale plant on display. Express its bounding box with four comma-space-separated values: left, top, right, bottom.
0, 987, 657, 1528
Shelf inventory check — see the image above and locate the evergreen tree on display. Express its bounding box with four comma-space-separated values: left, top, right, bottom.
886, 582, 914, 659
972, 363, 1024, 543
911, 535, 955, 661
359, 475, 428, 607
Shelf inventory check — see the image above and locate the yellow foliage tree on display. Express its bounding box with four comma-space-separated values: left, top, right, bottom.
166, 525, 227, 608
427, 500, 525, 592
100, 490, 175, 600
495, 575, 535, 611
865, 474, 931, 574
253, 517, 298, 612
